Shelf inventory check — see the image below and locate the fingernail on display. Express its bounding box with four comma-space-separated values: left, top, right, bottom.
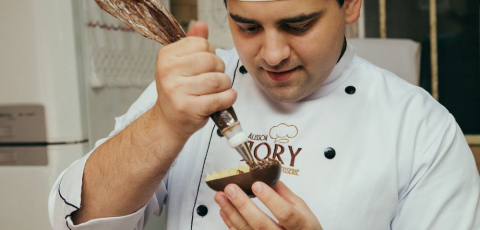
215, 194, 227, 206
252, 182, 262, 193
226, 185, 237, 198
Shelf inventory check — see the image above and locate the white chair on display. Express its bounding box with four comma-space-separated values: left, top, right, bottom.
348, 38, 421, 85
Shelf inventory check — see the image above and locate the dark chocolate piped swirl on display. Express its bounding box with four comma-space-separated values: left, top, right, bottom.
249, 158, 280, 171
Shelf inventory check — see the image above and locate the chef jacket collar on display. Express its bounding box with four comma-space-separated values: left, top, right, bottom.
302, 41, 355, 101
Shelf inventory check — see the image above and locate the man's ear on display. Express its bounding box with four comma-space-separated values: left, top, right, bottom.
343, 0, 362, 24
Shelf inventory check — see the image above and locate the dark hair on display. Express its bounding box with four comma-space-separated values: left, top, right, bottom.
223, 0, 344, 7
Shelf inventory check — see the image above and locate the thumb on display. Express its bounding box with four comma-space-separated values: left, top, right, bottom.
187, 21, 209, 39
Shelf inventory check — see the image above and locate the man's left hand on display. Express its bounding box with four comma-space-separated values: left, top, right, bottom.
214, 181, 323, 230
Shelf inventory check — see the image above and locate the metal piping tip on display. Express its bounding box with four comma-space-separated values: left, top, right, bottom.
235, 142, 257, 166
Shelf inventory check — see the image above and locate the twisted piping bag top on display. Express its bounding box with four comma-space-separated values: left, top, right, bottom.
94, 0, 186, 45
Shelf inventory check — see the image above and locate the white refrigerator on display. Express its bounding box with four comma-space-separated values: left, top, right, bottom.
0, 0, 167, 229
0, 0, 89, 229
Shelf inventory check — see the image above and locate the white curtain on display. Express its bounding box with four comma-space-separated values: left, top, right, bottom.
83, 0, 167, 88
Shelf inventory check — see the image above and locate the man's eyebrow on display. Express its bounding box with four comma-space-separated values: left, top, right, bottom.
278, 11, 323, 24
229, 11, 323, 25
230, 14, 259, 24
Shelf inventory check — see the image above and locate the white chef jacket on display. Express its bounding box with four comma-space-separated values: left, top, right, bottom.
49, 43, 480, 230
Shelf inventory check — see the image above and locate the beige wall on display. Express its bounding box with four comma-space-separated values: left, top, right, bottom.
171, 0, 197, 29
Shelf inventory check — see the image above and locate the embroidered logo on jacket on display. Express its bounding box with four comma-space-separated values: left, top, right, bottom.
247, 123, 302, 176
269, 123, 298, 144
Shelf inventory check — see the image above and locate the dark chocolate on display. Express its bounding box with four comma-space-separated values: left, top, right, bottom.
206, 160, 281, 197
209, 107, 238, 132
249, 158, 278, 171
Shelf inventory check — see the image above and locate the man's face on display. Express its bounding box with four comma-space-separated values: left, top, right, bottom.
226, 0, 347, 102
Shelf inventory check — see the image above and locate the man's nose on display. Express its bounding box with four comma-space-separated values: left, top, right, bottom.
260, 31, 291, 67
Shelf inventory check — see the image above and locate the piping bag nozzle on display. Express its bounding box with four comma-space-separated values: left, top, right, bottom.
235, 142, 256, 165
210, 107, 257, 166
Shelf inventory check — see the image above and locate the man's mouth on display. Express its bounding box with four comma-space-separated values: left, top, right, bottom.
265, 67, 298, 82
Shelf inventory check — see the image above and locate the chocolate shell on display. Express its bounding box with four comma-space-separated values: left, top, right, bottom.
206, 163, 282, 197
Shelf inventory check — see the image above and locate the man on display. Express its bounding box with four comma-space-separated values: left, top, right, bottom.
49, 0, 480, 229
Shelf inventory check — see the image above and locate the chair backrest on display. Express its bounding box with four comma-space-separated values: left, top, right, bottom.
348, 38, 421, 85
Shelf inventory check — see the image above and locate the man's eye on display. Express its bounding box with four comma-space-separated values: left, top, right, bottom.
238, 25, 261, 34
284, 24, 311, 34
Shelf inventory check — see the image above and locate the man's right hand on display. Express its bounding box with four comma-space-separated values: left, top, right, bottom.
70, 22, 235, 225
152, 21, 237, 141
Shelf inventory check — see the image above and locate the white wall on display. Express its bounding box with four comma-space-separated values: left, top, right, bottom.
198, 0, 235, 49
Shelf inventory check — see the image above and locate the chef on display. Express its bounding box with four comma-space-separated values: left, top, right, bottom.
49, 0, 480, 229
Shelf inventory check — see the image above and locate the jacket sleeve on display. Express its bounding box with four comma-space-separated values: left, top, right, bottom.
48, 82, 167, 230
391, 114, 480, 229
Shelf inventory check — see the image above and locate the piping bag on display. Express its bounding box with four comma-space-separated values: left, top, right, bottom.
94, 0, 257, 167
